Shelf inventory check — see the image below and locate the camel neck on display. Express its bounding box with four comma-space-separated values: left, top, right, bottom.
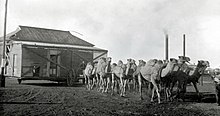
106, 61, 111, 72
192, 66, 201, 78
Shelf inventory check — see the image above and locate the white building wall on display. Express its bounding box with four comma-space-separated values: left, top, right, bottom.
7, 43, 22, 77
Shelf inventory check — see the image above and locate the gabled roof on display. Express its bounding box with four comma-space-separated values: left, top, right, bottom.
1, 26, 94, 47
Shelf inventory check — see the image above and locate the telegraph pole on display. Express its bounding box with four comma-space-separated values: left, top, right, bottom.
1, 0, 8, 87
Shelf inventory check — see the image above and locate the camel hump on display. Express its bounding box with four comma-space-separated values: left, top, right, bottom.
160, 58, 179, 77
112, 65, 125, 77
140, 59, 158, 76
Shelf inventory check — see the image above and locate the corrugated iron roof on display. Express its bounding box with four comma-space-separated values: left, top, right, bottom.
4, 26, 94, 47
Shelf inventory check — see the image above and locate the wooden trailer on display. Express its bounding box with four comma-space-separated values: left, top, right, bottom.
0, 26, 107, 86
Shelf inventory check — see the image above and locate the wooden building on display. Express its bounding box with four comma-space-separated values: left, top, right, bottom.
0, 26, 107, 86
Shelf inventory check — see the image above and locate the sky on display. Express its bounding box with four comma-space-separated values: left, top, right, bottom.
0, 0, 220, 68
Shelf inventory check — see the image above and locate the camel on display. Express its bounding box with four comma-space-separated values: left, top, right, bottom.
103, 57, 112, 93
111, 60, 127, 96
125, 59, 137, 91
170, 60, 210, 101
84, 62, 95, 90
186, 60, 209, 93
96, 57, 112, 93
159, 58, 179, 101
132, 60, 146, 91
138, 59, 164, 103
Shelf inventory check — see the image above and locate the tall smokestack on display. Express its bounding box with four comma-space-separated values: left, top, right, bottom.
183, 34, 185, 57
165, 34, 169, 60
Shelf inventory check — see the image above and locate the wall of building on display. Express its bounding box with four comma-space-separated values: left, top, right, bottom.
7, 43, 22, 77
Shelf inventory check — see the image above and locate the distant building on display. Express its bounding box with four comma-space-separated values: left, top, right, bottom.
0, 26, 107, 85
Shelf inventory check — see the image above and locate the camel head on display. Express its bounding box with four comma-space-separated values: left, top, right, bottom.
178, 56, 190, 63
87, 62, 92, 66
138, 60, 146, 67
106, 57, 112, 63
197, 60, 210, 74
154, 60, 164, 69
93, 61, 98, 67
126, 59, 136, 65
170, 58, 178, 63
126, 58, 132, 65
98, 57, 106, 64
147, 59, 158, 66
131, 59, 136, 64
169, 58, 178, 66
117, 60, 123, 66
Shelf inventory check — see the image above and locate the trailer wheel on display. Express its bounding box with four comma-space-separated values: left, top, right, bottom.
18, 79, 22, 84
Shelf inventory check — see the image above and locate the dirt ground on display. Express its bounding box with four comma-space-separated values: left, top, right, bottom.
0, 77, 220, 116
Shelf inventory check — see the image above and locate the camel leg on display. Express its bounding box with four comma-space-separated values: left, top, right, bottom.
170, 80, 177, 99
148, 82, 151, 97
88, 77, 91, 90
119, 76, 124, 97
192, 82, 199, 93
84, 74, 88, 85
164, 87, 168, 101
166, 81, 172, 101
89, 78, 93, 90
123, 79, 128, 96
151, 79, 161, 104
96, 74, 100, 91
91, 77, 95, 89
105, 77, 110, 93
192, 82, 201, 102
116, 79, 120, 94
127, 79, 131, 91
138, 74, 143, 100
111, 74, 115, 95
98, 76, 101, 91
101, 77, 106, 93
99, 75, 103, 92
167, 87, 172, 101
151, 86, 155, 102
133, 78, 136, 91
85, 76, 89, 90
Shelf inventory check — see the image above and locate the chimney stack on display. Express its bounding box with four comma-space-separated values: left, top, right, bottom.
183, 34, 186, 57
165, 34, 169, 60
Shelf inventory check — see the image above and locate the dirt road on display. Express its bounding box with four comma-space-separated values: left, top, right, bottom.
0, 78, 220, 116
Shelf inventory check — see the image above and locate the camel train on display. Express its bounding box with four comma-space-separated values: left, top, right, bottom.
83, 56, 210, 103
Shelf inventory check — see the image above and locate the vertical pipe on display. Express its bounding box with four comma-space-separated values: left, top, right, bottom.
165, 34, 169, 60
183, 34, 185, 57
